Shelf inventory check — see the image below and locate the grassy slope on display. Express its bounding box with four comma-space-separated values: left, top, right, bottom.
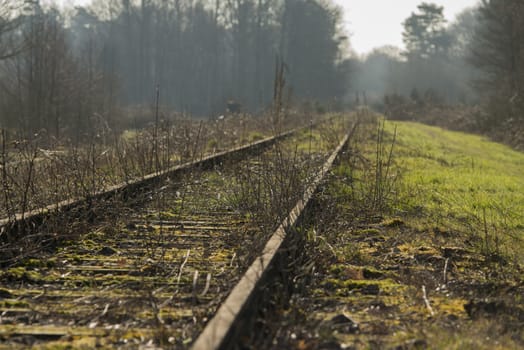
273, 117, 524, 350
390, 121, 524, 259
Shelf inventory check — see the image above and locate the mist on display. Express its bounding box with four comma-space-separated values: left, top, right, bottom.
348, 5, 481, 110
0, 0, 351, 140
0, 0, 522, 143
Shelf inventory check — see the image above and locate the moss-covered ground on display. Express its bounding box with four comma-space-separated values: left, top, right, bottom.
0, 116, 348, 349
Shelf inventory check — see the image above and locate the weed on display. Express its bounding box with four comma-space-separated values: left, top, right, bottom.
331, 110, 400, 219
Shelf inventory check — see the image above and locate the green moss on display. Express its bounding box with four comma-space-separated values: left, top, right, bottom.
322, 278, 402, 296
248, 132, 265, 142
362, 266, 386, 279
1, 267, 44, 283
0, 288, 13, 299
207, 138, 218, 150
328, 264, 347, 275
381, 217, 404, 227
0, 299, 30, 308
4, 267, 26, 279
79, 239, 99, 250
20, 258, 57, 269
353, 228, 381, 236
24, 258, 44, 269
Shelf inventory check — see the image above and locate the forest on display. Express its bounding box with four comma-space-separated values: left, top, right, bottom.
0, 0, 348, 141
0, 0, 523, 146
353, 0, 524, 147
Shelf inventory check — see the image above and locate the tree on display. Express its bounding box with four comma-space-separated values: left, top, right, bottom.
0, 0, 25, 60
447, 6, 479, 60
402, 2, 451, 60
351, 46, 404, 102
395, 2, 469, 104
470, 0, 524, 126
1, 0, 351, 132
0, 3, 112, 141
281, 0, 345, 102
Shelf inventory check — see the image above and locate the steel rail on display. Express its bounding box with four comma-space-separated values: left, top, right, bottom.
0, 129, 295, 242
191, 123, 357, 350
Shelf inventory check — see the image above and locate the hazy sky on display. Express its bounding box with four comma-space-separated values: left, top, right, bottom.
53, 0, 480, 55
338, 0, 480, 55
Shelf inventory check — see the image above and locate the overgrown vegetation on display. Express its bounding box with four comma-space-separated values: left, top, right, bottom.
390, 121, 524, 260
0, 112, 316, 222
267, 113, 524, 350
0, 0, 523, 347
225, 116, 347, 248
0, 112, 351, 349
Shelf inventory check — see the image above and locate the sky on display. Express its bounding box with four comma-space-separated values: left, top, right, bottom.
337, 0, 481, 55
53, 0, 480, 55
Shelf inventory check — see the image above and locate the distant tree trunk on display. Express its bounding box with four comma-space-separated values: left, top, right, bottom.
470, 0, 524, 126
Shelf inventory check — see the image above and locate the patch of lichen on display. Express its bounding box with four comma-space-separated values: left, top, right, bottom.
0, 267, 45, 283
20, 258, 57, 269
0, 299, 30, 308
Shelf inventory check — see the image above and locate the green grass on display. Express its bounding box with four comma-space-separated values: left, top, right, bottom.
386, 121, 524, 258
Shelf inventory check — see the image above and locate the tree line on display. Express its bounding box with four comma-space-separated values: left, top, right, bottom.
471, 0, 524, 130
351, 0, 524, 134
2, 0, 520, 142
0, 0, 349, 141
351, 3, 476, 107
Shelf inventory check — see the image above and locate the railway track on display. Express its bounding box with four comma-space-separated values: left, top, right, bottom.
0, 117, 354, 349
0, 128, 294, 248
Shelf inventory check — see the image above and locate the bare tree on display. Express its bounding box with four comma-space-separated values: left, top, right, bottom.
470, 0, 524, 127
0, 0, 25, 60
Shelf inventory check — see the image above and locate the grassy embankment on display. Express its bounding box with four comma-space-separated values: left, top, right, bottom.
276, 116, 524, 350
388, 121, 524, 260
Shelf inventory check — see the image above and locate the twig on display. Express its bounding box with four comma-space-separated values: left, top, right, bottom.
101, 303, 110, 317
177, 249, 190, 284
88, 302, 111, 328
153, 84, 161, 172
200, 273, 211, 297
229, 252, 236, 267
443, 258, 449, 285
191, 120, 203, 162
192, 270, 199, 301
422, 285, 435, 316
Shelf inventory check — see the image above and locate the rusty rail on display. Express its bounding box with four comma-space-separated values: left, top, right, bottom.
0, 130, 295, 242
191, 123, 356, 350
